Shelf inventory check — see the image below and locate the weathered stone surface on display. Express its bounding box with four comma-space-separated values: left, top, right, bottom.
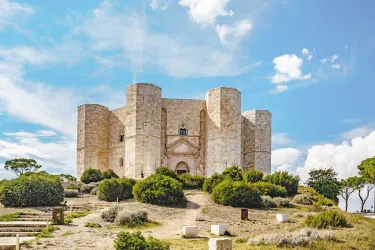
77, 83, 272, 179
276, 213, 289, 222
211, 224, 228, 236
208, 238, 232, 250
195, 211, 208, 221
182, 226, 198, 238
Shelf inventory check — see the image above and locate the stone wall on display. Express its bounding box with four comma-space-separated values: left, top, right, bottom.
108, 106, 126, 177
205, 88, 242, 177
77, 104, 109, 179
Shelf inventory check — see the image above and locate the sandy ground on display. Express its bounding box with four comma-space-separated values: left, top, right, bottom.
2, 191, 305, 250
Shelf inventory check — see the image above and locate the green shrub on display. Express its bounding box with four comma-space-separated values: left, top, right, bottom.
90, 187, 98, 195
133, 174, 186, 207
298, 186, 320, 197
98, 178, 133, 202
155, 167, 179, 180
304, 210, 348, 229
85, 222, 101, 228
203, 173, 225, 193
263, 172, 299, 196
314, 195, 336, 207
80, 169, 103, 184
64, 189, 79, 198
102, 169, 119, 179
115, 210, 148, 228
1, 174, 64, 207
222, 164, 243, 181
293, 194, 313, 205
114, 231, 169, 250
273, 197, 290, 208
249, 182, 287, 198
261, 196, 276, 209
179, 174, 205, 189
80, 183, 97, 194
101, 204, 124, 222
212, 181, 262, 208
243, 169, 264, 183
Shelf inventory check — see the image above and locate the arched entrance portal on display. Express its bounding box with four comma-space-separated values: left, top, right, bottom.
176, 161, 189, 175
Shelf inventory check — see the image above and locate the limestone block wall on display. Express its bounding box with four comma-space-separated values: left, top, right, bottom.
242, 110, 271, 174
205, 88, 242, 177
125, 83, 162, 179
108, 106, 126, 177
77, 104, 109, 178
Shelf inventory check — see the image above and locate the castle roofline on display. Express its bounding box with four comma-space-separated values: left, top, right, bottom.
206, 86, 241, 93
78, 104, 109, 110
127, 82, 161, 89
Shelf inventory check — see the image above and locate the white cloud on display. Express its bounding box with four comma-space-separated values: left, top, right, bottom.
271, 54, 311, 83
276, 164, 292, 172
272, 133, 292, 145
275, 84, 288, 92
150, 0, 172, 11
341, 118, 361, 125
216, 20, 252, 46
321, 54, 341, 69
179, 0, 233, 25
338, 125, 375, 141
297, 131, 375, 182
0, 0, 34, 32
301, 48, 313, 60
272, 148, 303, 171
3, 130, 57, 138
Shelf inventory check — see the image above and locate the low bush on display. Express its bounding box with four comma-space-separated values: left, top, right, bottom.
102, 169, 119, 179
203, 173, 225, 193
314, 195, 336, 207
114, 231, 169, 250
298, 186, 320, 197
248, 228, 335, 247
293, 194, 313, 205
80, 169, 103, 184
80, 183, 97, 194
273, 197, 290, 208
212, 181, 262, 208
85, 222, 101, 228
250, 182, 287, 198
304, 210, 348, 229
64, 189, 79, 198
0, 174, 64, 207
101, 204, 124, 222
90, 187, 98, 195
155, 167, 179, 180
133, 174, 186, 207
261, 196, 276, 209
222, 164, 243, 181
179, 174, 205, 189
263, 171, 299, 196
115, 210, 148, 228
243, 169, 264, 183
98, 178, 134, 202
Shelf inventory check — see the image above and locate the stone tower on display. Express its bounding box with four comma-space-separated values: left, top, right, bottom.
205, 88, 242, 177
77, 104, 109, 177
124, 83, 162, 179
242, 110, 272, 174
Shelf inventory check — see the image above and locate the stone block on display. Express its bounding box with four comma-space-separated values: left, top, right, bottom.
276, 213, 289, 222
182, 226, 198, 238
208, 238, 232, 250
211, 224, 228, 236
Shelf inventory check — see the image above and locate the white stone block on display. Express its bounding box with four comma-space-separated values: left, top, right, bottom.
211, 224, 228, 236
208, 238, 232, 250
276, 213, 289, 222
182, 226, 198, 238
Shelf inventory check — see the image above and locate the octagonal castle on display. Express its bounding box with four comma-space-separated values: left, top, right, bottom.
77, 83, 271, 179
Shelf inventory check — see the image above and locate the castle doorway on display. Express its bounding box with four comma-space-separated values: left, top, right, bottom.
176, 161, 189, 175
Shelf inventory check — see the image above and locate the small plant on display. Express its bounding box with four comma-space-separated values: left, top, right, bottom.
114, 231, 169, 250
81, 169, 103, 184
90, 187, 98, 195
62, 230, 74, 236
115, 210, 148, 228
273, 197, 290, 208
102, 204, 124, 222
243, 169, 264, 183
85, 222, 102, 228
0, 212, 23, 221
261, 196, 276, 209
155, 167, 179, 180
64, 189, 79, 198
179, 173, 205, 189
293, 194, 313, 205
64, 211, 91, 224
37, 226, 57, 238
80, 183, 97, 194
212, 181, 262, 208
203, 173, 224, 193
304, 210, 348, 229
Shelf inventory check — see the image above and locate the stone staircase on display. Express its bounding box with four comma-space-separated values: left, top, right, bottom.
0, 212, 51, 249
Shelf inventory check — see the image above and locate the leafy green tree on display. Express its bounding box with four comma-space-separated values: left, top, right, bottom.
352, 176, 375, 212
358, 156, 375, 181
307, 167, 338, 186
356, 156, 375, 212
307, 167, 341, 203
340, 177, 357, 212
4, 158, 42, 176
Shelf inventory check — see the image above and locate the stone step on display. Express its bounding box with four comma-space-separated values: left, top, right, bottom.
0, 232, 39, 237
0, 236, 35, 249
0, 227, 43, 232
0, 221, 48, 228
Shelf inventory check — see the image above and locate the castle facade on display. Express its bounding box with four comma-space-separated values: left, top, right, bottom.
77, 83, 271, 179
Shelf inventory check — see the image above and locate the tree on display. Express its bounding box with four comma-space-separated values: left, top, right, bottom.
357, 156, 375, 212
4, 158, 42, 176
340, 177, 357, 212
307, 167, 341, 203
358, 156, 375, 180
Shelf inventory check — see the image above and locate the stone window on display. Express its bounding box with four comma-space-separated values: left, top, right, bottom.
119, 134, 124, 142
179, 123, 187, 135
120, 158, 124, 167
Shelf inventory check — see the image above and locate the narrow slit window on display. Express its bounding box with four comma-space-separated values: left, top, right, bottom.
120, 158, 124, 167
120, 134, 124, 142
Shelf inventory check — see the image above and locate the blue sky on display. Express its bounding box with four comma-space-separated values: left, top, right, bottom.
0, 0, 375, 212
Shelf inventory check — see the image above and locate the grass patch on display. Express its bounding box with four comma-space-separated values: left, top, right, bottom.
37, 225, 57, 238
64, 211, 91, 224
85, 222, 102, 228
62, 230, 74, 236
106, 221, 161, 230
0, 212, 23, 221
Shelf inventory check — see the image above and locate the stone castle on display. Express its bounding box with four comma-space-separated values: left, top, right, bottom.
77, 83, 271, 179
